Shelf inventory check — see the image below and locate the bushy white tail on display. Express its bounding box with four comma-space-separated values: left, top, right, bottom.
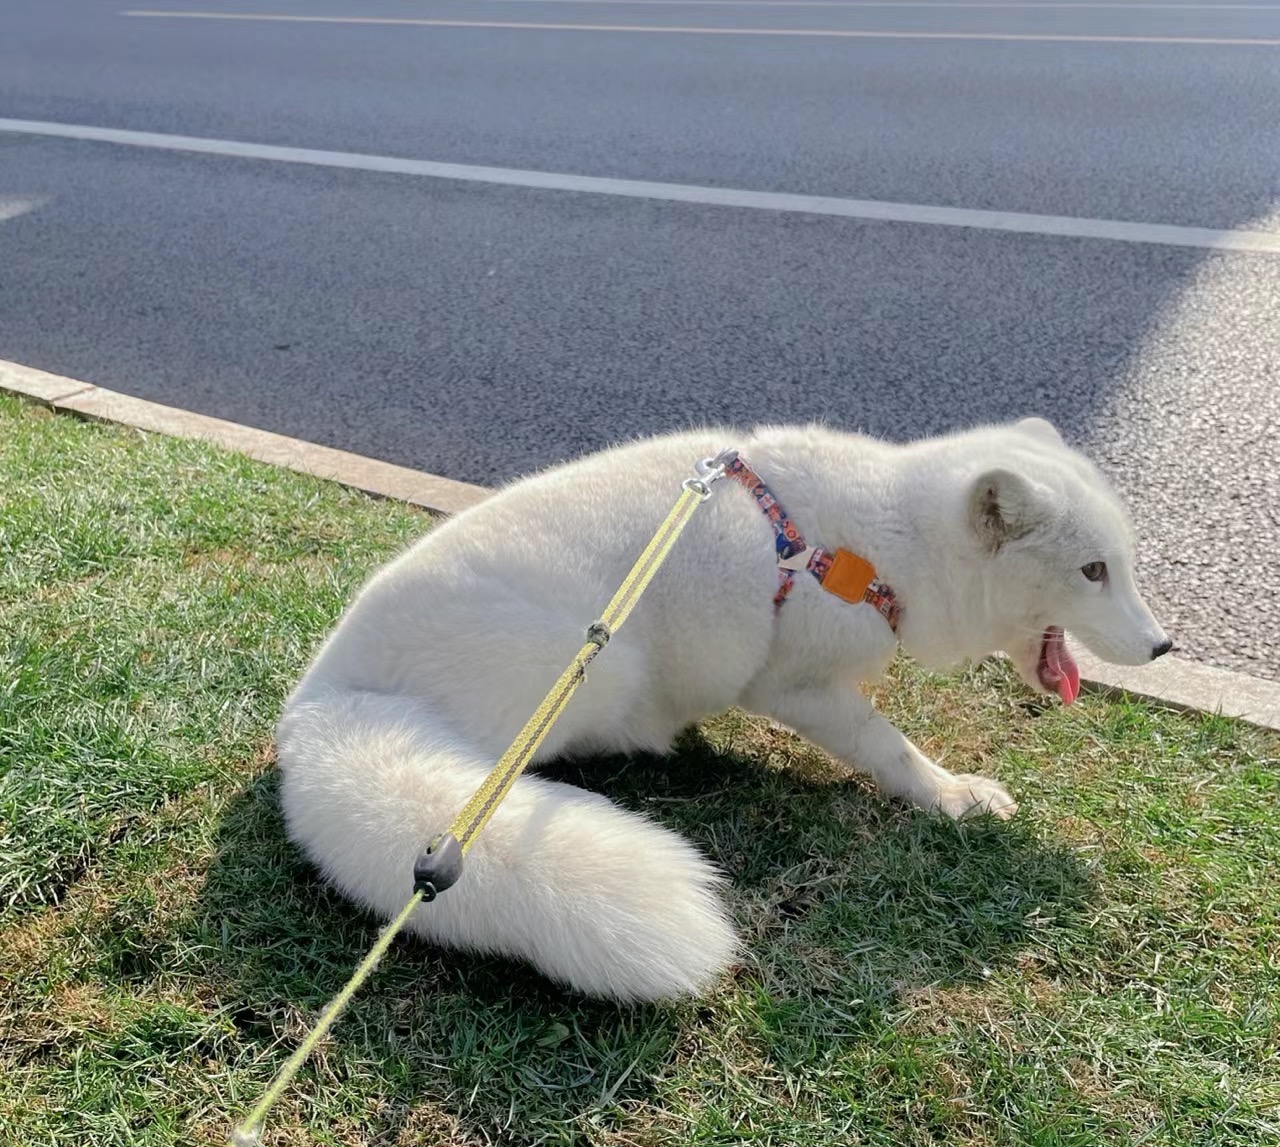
274, 687, 738, 1000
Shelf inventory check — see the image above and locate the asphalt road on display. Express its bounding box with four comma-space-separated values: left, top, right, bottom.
1, 1, 1277, 679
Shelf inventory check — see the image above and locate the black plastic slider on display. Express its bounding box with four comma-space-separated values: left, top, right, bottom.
585, 621, 612, 649
413, 832, 464, 902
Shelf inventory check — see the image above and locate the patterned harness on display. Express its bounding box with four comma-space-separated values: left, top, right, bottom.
723, 455, 901, 632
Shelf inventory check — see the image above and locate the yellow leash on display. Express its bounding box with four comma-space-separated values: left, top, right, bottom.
230, 450, 735, 1146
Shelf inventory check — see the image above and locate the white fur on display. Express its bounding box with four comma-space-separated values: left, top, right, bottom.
276, 420, 1168, 1000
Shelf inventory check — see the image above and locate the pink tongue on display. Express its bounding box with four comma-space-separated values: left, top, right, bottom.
1045, 629, 1081, 705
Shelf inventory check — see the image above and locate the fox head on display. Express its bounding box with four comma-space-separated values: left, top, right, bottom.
900, 418, 1171, 702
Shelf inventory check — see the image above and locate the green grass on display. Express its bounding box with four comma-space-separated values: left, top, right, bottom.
1, 393, 1276, 1147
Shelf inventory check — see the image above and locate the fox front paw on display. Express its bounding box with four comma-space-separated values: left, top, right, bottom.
935, 774, 1018, 821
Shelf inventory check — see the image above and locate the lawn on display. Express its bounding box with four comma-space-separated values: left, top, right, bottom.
1, 393, 1276, 1147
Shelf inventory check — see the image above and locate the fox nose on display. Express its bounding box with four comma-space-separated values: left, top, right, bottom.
1151, 639, 1174, 661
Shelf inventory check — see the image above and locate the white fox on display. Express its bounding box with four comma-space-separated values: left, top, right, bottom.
276, 419, 1170, 1001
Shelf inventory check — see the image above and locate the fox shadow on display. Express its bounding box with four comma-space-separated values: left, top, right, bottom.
199, 720, 1094, 1143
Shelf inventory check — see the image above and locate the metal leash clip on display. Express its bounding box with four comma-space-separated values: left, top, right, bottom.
681, 447, 738, 500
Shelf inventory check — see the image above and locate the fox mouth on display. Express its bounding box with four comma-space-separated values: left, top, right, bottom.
1037, 625, 1080, 705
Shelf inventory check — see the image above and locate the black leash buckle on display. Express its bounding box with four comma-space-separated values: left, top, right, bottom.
413, 832, 464, 902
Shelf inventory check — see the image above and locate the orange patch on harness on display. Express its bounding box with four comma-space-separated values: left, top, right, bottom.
819, 548, 878, 604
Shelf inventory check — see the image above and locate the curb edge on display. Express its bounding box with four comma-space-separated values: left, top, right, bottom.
1, 359, 489, 517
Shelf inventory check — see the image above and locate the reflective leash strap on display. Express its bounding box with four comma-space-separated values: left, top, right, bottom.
229, 449, 734, 1146
229, 893, 425, 1146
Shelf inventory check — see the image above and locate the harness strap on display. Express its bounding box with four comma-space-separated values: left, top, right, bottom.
724, 455, 901, 632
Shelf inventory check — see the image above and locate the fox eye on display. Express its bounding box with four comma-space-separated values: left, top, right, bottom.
1081, 561, 1107, 583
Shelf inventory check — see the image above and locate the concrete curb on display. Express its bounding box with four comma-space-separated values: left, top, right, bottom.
1076, 652, 1279, 733
0, 359, 488, 516
4, 358, 1277, 733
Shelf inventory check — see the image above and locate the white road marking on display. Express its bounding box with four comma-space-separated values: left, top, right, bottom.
0, 197, 46, 225
121, 10, 1280, 44
3, 117, 1278, 254
421, 0, 1280, 7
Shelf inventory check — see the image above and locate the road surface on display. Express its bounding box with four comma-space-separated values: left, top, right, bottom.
1, 0, 1277, 677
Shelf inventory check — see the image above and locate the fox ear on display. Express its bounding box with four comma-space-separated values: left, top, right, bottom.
1017, 416, 1063, 445
969, 468, 1047, 551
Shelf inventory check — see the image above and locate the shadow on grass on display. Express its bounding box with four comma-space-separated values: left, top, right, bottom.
199, 723, 1094, 1143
